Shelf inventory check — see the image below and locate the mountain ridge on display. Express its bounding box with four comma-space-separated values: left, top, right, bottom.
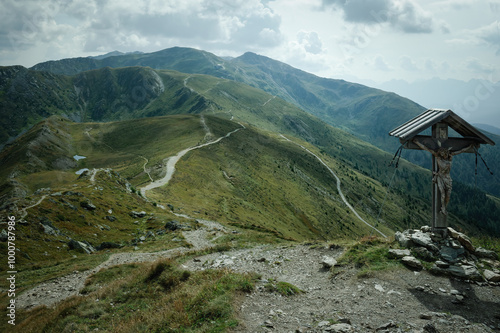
25, 47, 500, 197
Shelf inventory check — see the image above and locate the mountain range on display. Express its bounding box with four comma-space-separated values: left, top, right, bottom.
1, 47, 499, 246
2, 47, 497, 197
1, 46, 499, 333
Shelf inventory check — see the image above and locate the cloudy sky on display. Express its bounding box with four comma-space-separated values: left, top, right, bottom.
1, 0, 500, 125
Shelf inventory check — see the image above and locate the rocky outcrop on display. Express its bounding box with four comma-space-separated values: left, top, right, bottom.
68, 239, 96, 254
394, 226, 500, 283
130, 210, 146, 218
80, 200, 97, 211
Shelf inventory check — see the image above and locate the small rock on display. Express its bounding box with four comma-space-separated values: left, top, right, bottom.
402, 256, 423, 270
0, 229, 8, 242
395, 231, 413, 248
376, 321, 396, 331
105, 215, 117, 222
374, 284, 385, 292
435, 260, 449, 268
165, 220, 182, 231
80, 200, 97, 211
68, 239, 96, 254
447, 227, 475, 252
130, 211, 146, 218
413, 247, 436, 261
475, 247, 498, 260
327, 323, 354, 332
483, 269, 500, 282
321, 256, 338, 268
440, 246, 465, 262
420, 313, 433, 320
421, 225, 431, 232
318, 321, 330, 328
96, 242, 122, 251
263, 320, 274, 328
411, 231, 439, 252
423, 323, 439, 333
388, 248, 411, 259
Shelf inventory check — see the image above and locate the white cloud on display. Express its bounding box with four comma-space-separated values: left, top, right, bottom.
297, 31, 323, 54
474, 21, 500, 54
400, 55, 418, 71
374, 55, 392, 71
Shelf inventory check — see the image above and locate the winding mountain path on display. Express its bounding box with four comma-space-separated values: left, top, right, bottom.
140, 121, 244, 198
280, 134, 387, 238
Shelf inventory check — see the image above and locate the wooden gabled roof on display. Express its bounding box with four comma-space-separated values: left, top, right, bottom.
389, 109, 495, 145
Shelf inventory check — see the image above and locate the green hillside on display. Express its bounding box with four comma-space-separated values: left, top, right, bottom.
29, 47, 499, 197
1, 64, 499, 236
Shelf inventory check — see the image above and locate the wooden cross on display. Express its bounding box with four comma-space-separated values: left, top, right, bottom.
389, 109, 495, 235
405, 122, 478, 233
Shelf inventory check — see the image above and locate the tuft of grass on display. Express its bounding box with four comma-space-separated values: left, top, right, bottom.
472, 236, 500, 257
335, 236, 401, 278
264, 279, 304, 296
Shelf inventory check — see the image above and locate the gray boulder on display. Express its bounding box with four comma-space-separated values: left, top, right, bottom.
130, 211, 146, 218
165, 220, 182, 231
432, 264, 483, 281
41, 223, 60, 236
388, 249, 411, 259
413, 247, 436, 261
325, 323, 354, 332
447, 227, 475, 252
68, 239, 96, 254
439, 246, 465, 262
97, 242, 122, 251
401, 256, 423, 270
395, 231, 413, 248
483, 269, 500, 282
105, 215, 117, 222
474, 247, 498, 260
411, 231, 439, 252
321, 256, 338, 268
80, 200, 97, 211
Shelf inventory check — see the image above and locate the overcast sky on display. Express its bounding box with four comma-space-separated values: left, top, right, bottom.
1, 0, 500, 126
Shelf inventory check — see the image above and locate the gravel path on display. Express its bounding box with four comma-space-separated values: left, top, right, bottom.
183, 245, 499, 333
140, 122, 243, 197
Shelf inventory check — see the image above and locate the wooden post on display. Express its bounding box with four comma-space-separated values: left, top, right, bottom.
432, 122, 448, 234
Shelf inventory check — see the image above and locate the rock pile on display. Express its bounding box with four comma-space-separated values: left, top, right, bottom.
393, 226, 500, 284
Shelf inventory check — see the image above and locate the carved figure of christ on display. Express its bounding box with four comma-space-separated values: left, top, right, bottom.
412, 138, 475, 215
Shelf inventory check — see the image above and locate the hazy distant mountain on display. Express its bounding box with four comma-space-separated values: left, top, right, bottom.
474, 123, 500, 136
376, 78, 500, 129
90, 50, 144, 60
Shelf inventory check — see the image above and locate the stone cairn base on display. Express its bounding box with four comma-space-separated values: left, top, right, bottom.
391, 226, 500, 285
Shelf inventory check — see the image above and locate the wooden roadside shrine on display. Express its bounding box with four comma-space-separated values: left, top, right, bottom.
389, 109, 495, 235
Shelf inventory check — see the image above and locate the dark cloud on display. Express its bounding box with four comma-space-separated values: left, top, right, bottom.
322, 0, 433, 33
